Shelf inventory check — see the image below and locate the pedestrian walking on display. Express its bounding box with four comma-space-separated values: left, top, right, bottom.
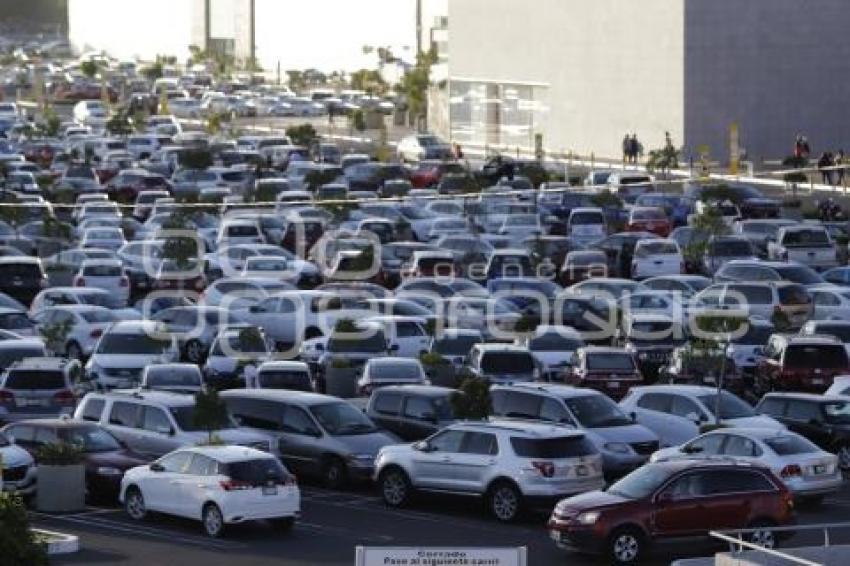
629, 134, 639, 164
836, 150, 846, 185
818, 152, 833, 185
622, 134, 630, 163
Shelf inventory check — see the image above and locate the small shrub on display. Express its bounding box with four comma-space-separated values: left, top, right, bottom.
450, 378, 491, 420
0, 493, 48, 566
36, 442, 85, 466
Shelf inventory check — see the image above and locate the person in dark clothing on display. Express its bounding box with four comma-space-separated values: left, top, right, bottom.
618, 242, 635, 278
836, 150, 846, 185
622, 134, 631, 163
818, 152, 833, 185
629, 135, 640, 164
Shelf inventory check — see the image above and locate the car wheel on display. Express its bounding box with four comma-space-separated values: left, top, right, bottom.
202, 503, 225, 538
837, 445, 850, 471
124, 487, 147, 521
272, 516, 295, 533
322, 457, 348, 490
184, 339, 205, 364
607, 527, 644, 565
65, 341, 83, 361
747, 520, 777, 549
379, 468, 411, 508
487, 482, 521, 522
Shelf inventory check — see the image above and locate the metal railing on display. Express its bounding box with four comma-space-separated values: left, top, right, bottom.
710, 522, 850, 566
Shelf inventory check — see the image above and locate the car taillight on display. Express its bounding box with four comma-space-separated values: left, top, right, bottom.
74, 276, 85, 286
532, 461, 555, 478
780, 464, 802, 478
194, 277, 206, 291
53, 389, 76, 406
220, 479, 252, 491
0, 389, 14, 404
120, 276, 129, 287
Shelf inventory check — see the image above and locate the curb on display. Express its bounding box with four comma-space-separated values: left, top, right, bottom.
33, 529, 80, 555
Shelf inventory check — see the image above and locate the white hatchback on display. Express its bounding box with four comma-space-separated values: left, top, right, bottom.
121, 446, 299, 537
74, 259, 130, 306
631, 240, 683, 279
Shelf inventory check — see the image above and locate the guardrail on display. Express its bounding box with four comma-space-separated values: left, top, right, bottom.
710, 522, 850, 566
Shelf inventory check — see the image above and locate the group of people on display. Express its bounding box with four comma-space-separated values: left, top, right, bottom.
622, 134, 642, 164
817, 150, 846, 186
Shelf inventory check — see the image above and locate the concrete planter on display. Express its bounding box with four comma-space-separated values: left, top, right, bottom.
325, 367, 359, 399
33, 529, 80, 555
36, 464, 86, 513
425, 365, 457, 388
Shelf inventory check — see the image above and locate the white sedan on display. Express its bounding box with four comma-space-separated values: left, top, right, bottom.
121, 446, 299, 537
650, 427, 842, 501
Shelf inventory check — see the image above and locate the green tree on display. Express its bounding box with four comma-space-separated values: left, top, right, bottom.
286, 70, 306, 93
645, 132, 680, 177
179, 148, 213, 170
350, 69, 387, 96
142, 61, 164, 83
39, 316, 73, 355
285, 123, 318, 147
79, 60, 99, 80
397, 48, 438, 127
0, 493, 48, 566
106, 110, 133, 136
193, 388, 229, 444
450, 378, 491, 420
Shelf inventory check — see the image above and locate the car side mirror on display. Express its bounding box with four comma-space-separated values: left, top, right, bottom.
685, 412, 701, 424
389, 344, 400, 352
149, 462, 165, 472
629, 412, 637, 422
156, 426, 174, 436
413, 440, 431, 452
681, 444, 703, 455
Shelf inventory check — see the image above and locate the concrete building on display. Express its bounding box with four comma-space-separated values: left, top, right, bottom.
447, 0, 850, 163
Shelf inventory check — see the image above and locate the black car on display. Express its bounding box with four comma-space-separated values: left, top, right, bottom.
2, 419, 149, 500
0, 257, 47, 305
365, 385, 456, 441
755, 393, 850, 470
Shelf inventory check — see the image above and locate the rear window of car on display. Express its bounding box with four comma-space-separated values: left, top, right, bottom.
258, 370, 311, 391
783, 229, 829, 246
784, 345, 848, 369
764, 435, 820, 455
510, 436, 596, 458
227, 225, 259, 236
223, 458, 290, 485
4, 370, 66, 390
0, 263, 42, 278
83, 265, 122, 277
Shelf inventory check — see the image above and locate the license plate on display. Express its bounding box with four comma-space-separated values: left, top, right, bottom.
814, 464, 826, 474
812, 378, 824, 385
262, 486, 277, 496
607, 381, 620, 389
576, 465, 588, 477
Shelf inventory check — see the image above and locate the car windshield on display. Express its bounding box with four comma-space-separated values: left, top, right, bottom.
775, 265, 823, 286
433, 335, 480, 356
764, 435, 820, 455
369, 362, 422, 382
310, 402, 377, 435
60, 426, 122, 452
697, 392, 755, 419
808, 324, 850, 343
4, 370, 65, 390
258, 370, 311, 391
170, 406, 235, 431
823, 402, 850, 425
146, 368, 200, 386
481, 352, 534, 373
586, 353, 635, 371
97, 333, 170, 355
712, 240, 753, 255
529, 333, 583, 352
783, 229, 829, 246
564, 395, 632, 427
607, 463, 672, 499
80, 310, 116, 324
785, 345, 848, 369
80, 292, 125, 309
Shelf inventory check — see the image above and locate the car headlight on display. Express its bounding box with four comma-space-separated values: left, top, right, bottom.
604, 442, 631, 454
576, 511, 600, 525
96, 466, 123, 476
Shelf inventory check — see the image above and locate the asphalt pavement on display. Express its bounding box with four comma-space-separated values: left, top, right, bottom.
30, 479, 850, 566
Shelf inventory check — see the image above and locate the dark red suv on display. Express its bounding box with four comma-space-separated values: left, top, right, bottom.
547, 460, 795, 564
756, 335, 850, 395
564, 347, 643, 401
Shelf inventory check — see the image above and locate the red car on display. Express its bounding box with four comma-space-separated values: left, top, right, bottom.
106, 169, 172, 202
548, 460, 795, 564
756, 335, 850, 395
627, 207, 671, 237
564, 347, 643, 401
409, 160, 467, 188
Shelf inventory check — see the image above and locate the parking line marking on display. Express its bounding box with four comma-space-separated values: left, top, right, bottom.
32, 513, 245, 551
299, 521, 394, 543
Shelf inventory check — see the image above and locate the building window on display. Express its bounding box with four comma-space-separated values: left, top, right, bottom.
449, 80, 549, 150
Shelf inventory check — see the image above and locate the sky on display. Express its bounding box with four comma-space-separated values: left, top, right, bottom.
68, 0, 418, 72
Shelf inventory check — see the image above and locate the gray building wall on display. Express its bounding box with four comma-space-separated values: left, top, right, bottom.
448, 0, 684, 158
684, 0, 850, 163
448, 0, 850, 162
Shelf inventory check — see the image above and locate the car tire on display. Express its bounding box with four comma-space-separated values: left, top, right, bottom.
379, 467, 412, 508
272, 516, 295, 533
202, 503, 226, 538
487, 481, 522, 522
124, 487, 147, 521
746, 520, 777, 549
66, 341, 83, 361
322, 457, 348, 490
184, 339, 205, 364
607, 526, 644, 565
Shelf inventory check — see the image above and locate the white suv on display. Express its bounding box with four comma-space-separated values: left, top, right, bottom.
374, 420, 604, 522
